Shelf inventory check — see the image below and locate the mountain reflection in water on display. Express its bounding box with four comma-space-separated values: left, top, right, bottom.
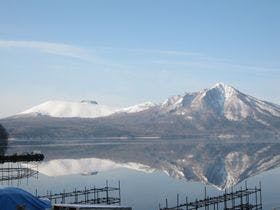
6, 139, 280, 190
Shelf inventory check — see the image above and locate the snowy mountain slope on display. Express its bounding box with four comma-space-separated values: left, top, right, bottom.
16, 100, 156, 119
120, 102, 156, 113
2, 83, 279, 139
161, 83, 280, 125
19, 100, 119, 118
14, 83, 280, 123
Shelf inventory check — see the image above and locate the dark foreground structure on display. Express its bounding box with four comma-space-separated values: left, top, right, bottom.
53, 204, 132, 210
160, 182, 262, 210
0, 124, 8, 140
0, 162, 39, 184
0, 152, 44, 163
0, 152, 43, 185
37, 181, 122, 206
0, 187, 51, 210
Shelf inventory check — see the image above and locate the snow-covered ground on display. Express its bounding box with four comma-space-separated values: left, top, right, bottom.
20, 100, 119, 118
18, 100, 155, 118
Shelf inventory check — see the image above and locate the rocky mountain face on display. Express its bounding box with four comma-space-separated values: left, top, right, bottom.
160, 83, 280, 125
1, 83, 279, 139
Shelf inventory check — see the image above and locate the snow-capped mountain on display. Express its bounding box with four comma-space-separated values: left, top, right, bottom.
16, 100, 156, 118
19, 100, 119, 118
2, 83, 279, 139
120, 102, 156, 113
14, 83, 280, 123
161, 83, 280, 125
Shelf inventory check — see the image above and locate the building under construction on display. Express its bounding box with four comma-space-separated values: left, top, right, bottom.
159, 182, 262, 210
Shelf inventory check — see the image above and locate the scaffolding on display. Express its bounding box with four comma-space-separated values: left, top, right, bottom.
37, 181, 122, 206
0, 161, 39, 185
160, 182, 262, 210
0, 152, 43, 185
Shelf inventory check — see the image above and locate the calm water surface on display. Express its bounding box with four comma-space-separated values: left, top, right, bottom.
1, 138, 280, 210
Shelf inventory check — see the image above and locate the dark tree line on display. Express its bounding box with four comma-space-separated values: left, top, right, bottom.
0, 124, 8, 139
0, 152, 44, 163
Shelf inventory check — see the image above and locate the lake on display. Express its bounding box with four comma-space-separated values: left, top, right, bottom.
1, 138, 280, 210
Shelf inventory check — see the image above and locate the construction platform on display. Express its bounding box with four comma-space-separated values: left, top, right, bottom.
53, 204, 132, 210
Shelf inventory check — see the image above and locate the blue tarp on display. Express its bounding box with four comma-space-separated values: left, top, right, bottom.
0, 187, 51, 210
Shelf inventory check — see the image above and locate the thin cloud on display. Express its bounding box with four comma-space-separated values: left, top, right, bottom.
1, 40, 278, 75
0, 40, 136, 70
0, 40, 96, 62
97, 46, 280, 74
97, 46, 202, 57
153, 59, 280, 75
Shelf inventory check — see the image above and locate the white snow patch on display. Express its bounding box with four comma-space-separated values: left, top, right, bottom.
120, 102, 155, 113
18, 100, 156, 118
20, 100, 119, 118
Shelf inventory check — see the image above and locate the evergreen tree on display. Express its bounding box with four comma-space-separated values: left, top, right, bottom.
0, 124, 8, 139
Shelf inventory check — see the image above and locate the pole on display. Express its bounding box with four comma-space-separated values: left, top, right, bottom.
259, 182, 262, 209
94, 186, 96, 204
231, 186, 234, 209
177, 194, 179, 210
118, 180, 121, 205
240, 187, 243, 210
204, 187, 207, 210
84, 187, 87, 203
106, 180, 109, 204
255, 186, 258, 208
224, 189, 227, 210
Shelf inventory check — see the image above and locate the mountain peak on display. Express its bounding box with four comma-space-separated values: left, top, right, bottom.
211, 83, 235, 91
80, 100, 98, 105
162, 83, 280, 123
16, 100, 156, 119
18, 100, 118, 118
208, 83, 238, 101
213, 82, 227, 88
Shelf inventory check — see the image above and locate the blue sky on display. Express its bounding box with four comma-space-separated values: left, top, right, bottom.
0, 0, 279, 117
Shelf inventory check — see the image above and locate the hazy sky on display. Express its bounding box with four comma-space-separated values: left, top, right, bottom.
0, 1, 280, 118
